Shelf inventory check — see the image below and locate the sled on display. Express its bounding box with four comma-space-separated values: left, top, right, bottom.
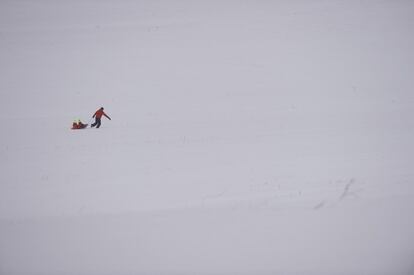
71, 124, 88, 130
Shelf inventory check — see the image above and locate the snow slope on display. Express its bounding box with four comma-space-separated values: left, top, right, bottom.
0, 1, 414, 274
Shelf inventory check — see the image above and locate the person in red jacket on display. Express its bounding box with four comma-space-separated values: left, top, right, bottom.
91, 107, 111, 128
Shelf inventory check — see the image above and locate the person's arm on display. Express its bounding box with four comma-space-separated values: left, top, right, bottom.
92, 112, 96, 118
104, 112, 111, 120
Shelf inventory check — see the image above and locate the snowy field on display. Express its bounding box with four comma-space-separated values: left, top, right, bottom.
1, 0, 414, 274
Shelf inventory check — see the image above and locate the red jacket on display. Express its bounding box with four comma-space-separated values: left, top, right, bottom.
93, 108, 111, 119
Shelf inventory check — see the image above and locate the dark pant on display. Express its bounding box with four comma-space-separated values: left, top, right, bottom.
91, 117, 101, 128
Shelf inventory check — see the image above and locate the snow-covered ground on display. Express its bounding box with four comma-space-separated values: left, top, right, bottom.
1, 1, 414, 274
